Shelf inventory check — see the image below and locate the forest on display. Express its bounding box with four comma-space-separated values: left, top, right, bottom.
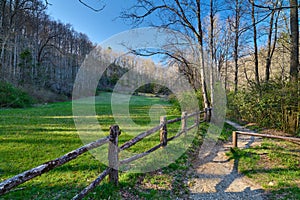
0, 0, 299, 132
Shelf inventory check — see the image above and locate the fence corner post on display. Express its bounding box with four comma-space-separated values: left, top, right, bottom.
232, 131, 238, 148
108, 125, 120, 186
181, 111, 187, 135
160, 116, 167, 147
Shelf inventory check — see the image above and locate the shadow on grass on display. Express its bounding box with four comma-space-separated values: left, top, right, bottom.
0, 180, 121, 200
242, 166, 300, 175
0, 137, 80, 145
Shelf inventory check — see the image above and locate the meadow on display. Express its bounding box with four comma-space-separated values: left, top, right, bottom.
0, 92, 190, 199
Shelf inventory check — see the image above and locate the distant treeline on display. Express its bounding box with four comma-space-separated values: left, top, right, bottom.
0, 1, 175, 98
0, 0, 95, 96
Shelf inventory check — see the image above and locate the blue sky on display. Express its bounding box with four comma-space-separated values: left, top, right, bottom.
47, 0, 134, 44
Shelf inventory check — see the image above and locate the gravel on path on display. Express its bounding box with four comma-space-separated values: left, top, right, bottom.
188, 120, 266, 200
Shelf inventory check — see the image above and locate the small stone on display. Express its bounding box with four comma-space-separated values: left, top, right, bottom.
268, 181, 275, 186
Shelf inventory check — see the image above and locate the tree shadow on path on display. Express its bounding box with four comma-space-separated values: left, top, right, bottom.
189, 134, 266, 200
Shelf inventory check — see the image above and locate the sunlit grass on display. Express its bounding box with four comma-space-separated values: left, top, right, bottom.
0, 92, 184, 199
226, 140, 300, 199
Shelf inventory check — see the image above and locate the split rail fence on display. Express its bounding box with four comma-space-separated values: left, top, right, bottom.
0, 110, 206, 200
232, 131, 300, 148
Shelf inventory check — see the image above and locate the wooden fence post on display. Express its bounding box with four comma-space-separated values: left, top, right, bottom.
160, 116, 167, 147
108, 125, 120, 185
232, 131, 238, 148
181, 112, 187, 135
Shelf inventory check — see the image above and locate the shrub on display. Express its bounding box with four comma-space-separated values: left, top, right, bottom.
168, 90, 204, 113
0, 81, 35, 108
227, 80, 299, 132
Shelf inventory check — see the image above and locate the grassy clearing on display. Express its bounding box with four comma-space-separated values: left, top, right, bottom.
226, 139, 300, 200
0, 92, 203, 199
0, 91, 234, 199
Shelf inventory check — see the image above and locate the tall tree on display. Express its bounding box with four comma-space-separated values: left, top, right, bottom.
229, 0, 243, 93
251, 0, 260, 86
265, 0, 280, 82
122, 0, 211, 111
289, 0, 299, 82
209, 0, 215, 107
288, 0, 299, 129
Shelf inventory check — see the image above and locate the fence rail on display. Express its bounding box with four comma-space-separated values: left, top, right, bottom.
0, 136, 110, 195
232, 131, 300, 148
0, 109, 207, 199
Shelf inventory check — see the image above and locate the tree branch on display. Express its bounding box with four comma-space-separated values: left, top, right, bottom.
249, 0, 300, 11
79, 0, 106, 12
45, 0, 52, 6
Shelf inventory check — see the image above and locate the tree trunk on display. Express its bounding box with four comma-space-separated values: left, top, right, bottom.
289, 0, 299, 82
209, 0, 215, 107
234, 0, 240, 94
196, 0, 210, 114
251, 0, 259, 86
289, 0, 299, 134
265, 10, 273, 83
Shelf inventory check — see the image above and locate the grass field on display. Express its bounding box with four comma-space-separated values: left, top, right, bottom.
0, 92, 199, 199
227, 139, 300, 200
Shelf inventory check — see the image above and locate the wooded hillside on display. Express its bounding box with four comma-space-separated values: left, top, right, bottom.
0, 0, 95, 96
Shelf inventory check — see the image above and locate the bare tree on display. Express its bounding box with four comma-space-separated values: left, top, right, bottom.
252, 0, 299, 82
233, 0, 241, 93
251, 0, 260, 86
121, 0, 211, 113
265, 0, 280, 82
209, 0, 215, 107
289, 0, 299, 82
227, 0, 247, 93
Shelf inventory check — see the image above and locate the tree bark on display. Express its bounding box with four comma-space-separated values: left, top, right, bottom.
233, 0, 240, 94
288, 0, 299, 134
265, 0, 279, 83
251, 0, 260, 86
209, 0, 215, 107
196, 0, 211, 112
289, 0, 299, 82
108, 125, 120, 185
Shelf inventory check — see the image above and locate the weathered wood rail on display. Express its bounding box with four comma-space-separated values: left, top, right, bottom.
0, 136, 110, 196
0, 110, 206, 199
232, 131, 300, 148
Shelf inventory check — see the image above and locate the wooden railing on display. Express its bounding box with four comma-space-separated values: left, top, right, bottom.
232, 131, 300, 148
0, 110, 206, 199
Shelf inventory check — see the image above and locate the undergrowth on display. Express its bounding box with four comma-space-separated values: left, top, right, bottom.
0, 81, 35, 108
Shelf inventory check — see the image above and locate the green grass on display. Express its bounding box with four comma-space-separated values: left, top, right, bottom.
0, 91, 212, 199
0, 93, 178, 199
218, 123, 236, 141
117, 122, 206, 200
226, 139, 300, 199
0, 91, 240, 199
2, 91, 235, 199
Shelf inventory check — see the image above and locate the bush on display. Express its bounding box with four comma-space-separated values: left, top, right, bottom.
168, 90, 204, 113
227, 80, 299, 132
0, 81, 35, 108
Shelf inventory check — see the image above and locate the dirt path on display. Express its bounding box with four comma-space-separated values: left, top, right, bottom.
187, 120, 266, 200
